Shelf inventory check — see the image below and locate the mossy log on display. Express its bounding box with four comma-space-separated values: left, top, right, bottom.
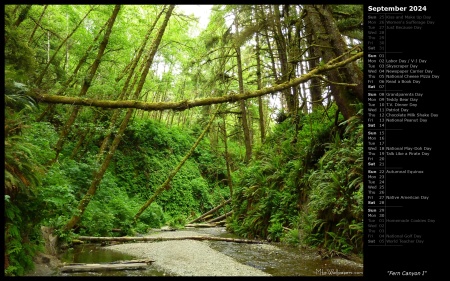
28, 51, 362, 112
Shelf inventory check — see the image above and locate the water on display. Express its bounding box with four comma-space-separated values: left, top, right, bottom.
58, 227, 363, 277
59, 244, 167, 276
208, 240, 363, 276
198, 227, 363, 277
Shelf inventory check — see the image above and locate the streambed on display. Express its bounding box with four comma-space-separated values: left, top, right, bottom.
34, 227, 363, 276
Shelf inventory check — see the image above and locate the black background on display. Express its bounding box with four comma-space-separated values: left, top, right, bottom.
363, 2, 444, 280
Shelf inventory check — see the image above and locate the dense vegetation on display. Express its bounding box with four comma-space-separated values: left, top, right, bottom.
4, 4, 363, 276
229, 105, 363, 256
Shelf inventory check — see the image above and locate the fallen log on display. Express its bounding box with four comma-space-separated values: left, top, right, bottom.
60, 259, 154, 273
188, 199, 231, 224
215, 220, 226, 226
201, 214, 214, 220
71, 239, 85, 245
185, 222, 218, 228
76, 235, 266, 244
205, 210, 233, 223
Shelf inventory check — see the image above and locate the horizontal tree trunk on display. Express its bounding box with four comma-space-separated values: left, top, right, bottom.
60, 259, 154, 273
28, 51, 362, 111
76, 235, 266, 244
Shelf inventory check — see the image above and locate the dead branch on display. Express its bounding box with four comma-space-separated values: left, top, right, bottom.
188, 199, 231, 224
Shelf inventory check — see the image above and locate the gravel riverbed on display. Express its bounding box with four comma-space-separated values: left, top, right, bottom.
105, 228, 272, 276
25, 226, 363, 277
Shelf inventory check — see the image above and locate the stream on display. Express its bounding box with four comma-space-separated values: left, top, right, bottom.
57, 227, 363, 277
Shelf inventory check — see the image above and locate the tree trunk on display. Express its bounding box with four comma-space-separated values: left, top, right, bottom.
304, 15, 323, 113
51, 5, 121, 164
97, 7, 166, 161
30, 52, 362, 112
28, 5, 47, 44
63, 5, 175, 232
36, 20, 107, 123
234, 9, 252, 163
14, 5, 32, 27
185, 222, 220, 228
271, 5, 296, 114
222, 118, 234, 198
254, 17, 266, 144
35, 6, 94, 86
303, 5, 363, 119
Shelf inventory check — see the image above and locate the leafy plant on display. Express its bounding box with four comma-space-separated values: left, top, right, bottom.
302, 106, 363, 254
281, 228, 301, 245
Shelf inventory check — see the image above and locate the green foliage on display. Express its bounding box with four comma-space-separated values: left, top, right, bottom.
228, 106, 363, 256
229, 108, 337, 240
34, 155, 99, 237
81, 201, 115, 237
38, 165, 78, 229
4, 11, 37, 80
35, 117, 227, 240
4, 80, 37, 113
193, 141, 227, 184
331, 5, 364, 41
138, 203, 166, 229
3, 4, 365, 275
166, 214, 187, 229
4, 133, 43, 196
4, 80, 51, 275
4, 195, 42, 276
267, 221, 284, 242
4, 81, 43, 196
281, 228, 301, 245
303, 107, 364, 254
74, 170, 166, 236
115, 118, 225, 217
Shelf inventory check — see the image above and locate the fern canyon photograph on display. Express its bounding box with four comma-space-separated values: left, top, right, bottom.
5, 3, 441, 279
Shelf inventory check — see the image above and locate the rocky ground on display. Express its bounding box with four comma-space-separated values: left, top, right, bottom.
106, 228, 272, 276
24, 251, 63, 276
25, 227, 271, 276
24, 227, 363, 277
